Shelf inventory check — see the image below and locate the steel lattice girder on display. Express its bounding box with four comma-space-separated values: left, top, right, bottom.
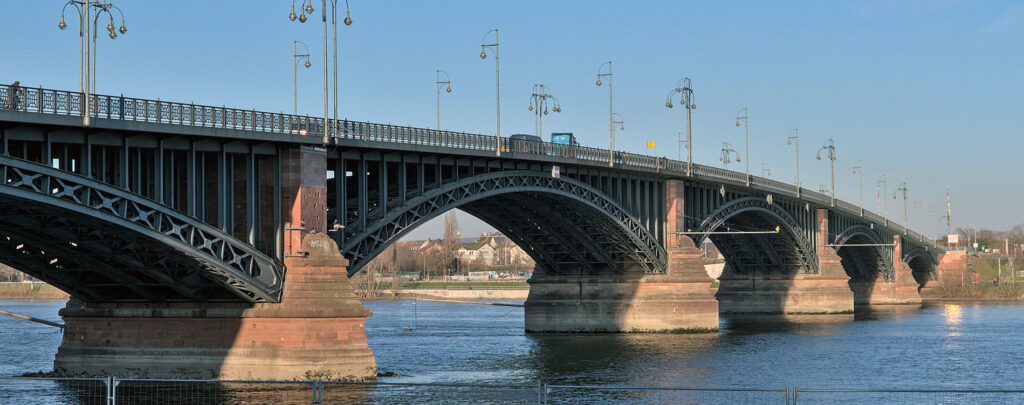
695, 196, 818, 274
832, 224, 895, 282
0, 156, 284, 303
339, 170, 666, 276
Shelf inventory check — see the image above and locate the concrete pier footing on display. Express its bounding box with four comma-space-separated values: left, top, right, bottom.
53, 234, 377, 380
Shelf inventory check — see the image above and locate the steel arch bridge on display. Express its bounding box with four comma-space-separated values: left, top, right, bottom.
0, 83, 943, 303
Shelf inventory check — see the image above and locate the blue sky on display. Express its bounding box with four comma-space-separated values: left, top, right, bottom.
2, 1, 1022, 238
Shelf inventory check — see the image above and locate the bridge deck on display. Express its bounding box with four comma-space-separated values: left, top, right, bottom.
0, 83, 939, 252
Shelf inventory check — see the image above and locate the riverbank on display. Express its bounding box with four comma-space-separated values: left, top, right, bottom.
0, 283, 69, 299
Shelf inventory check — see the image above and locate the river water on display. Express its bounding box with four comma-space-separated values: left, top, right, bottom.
2, 298, 1023, 403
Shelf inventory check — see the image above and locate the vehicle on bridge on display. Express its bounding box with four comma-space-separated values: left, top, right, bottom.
550, 132, 578, 146
506, 133, 543, 153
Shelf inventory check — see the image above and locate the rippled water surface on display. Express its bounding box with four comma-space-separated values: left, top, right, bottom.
3, 299, 1024, 403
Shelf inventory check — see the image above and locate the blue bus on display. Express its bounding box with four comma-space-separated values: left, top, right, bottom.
551, 132, 578, 146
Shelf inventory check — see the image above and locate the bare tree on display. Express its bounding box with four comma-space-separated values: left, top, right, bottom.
441, 211, 460, 280
354, 244, 397, 299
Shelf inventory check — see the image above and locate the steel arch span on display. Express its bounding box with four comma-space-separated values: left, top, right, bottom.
337, 170, 667, 276
833, 224, 895, 282
903, 246, 938, 281
692, 196, 819, 275
0, 155, 284, 302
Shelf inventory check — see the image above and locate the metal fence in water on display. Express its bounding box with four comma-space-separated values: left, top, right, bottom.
792, 389, 1024, 405
6, 377, 1024, 404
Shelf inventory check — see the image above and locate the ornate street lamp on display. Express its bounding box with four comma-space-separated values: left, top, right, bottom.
59, 1, 127, 126
816, 138, 836, 206
762, 162, 771, 178
719, 141, 741, 169
877, 174, 888, 219
735, 107, 749, 185
894, 182, 909, 233
293, 40, 312, 116
527, 84, 561, 138
853, 160, 863, 214
436, 69, 452, 130
479, 29, 500, 156
787, 128, 800, 192
665, 77, 695, 176
596, 61, 613, 166
288, 0, 353, 145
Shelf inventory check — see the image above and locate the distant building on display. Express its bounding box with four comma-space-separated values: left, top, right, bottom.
455, 241, 497, 265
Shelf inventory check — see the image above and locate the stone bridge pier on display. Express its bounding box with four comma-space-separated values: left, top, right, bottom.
848, 235, 922, 306
524, 179, 719, 332
54, 147, 377, 380
716, 209, 854, 315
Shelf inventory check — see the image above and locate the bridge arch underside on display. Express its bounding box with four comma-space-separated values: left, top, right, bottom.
704, 209, 816, 280
905, 249, 937, 286
834, 234, 892, 285
0, 194, 273, 302
340, 172, 665, 276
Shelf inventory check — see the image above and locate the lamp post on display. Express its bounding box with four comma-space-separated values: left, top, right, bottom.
59, 1, 127, 126
479, 29, 500, 156
665, 77, 695, 176
528, 84, 561, 138
914, 199, 923, 237
894, 182, 909, 233
613, 113, 625, 160
596, 61, 613, 166
288, 0, 352, 145
877, 174, 888, 219
293, 41, 312, 116
435, 69, 452, 130
735, 107, 749, 185
787, 129, 800, 192
816, 138, 836, 206
762, 162, 771, 178
719, 141, 741, 169
853, 160, 863, 214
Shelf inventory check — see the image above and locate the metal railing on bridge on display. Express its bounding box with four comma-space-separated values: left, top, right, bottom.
0, 83, 938, 249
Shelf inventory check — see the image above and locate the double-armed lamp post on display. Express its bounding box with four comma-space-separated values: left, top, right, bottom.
665, 78, 695, 176
878, 174, 888, 219
853, 160, 863, 214
816, 138, 837, 206
288, 0, 353, 145
528, 84, 561, 139
59, 0, 127, 127
735, 107, 749, 185
787, 129, 800, 192
894, 182, 909, 233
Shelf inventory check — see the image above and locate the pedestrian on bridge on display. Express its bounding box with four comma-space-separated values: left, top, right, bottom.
7, 81, 21, 111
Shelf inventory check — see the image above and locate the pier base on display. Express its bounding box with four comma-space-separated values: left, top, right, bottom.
850, 265, 922, 306
716, 209, 854, 315
53, 234, 376, 380
524, 239, 718, 333
716, 265, 855, 314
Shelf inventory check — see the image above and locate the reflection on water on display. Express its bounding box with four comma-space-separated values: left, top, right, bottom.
944, 304, 963, 326
362, 300, 1024, 392
5, 299, 1024, 402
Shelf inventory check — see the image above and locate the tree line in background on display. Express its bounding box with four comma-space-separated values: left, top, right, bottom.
955, 223, 1024, 252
